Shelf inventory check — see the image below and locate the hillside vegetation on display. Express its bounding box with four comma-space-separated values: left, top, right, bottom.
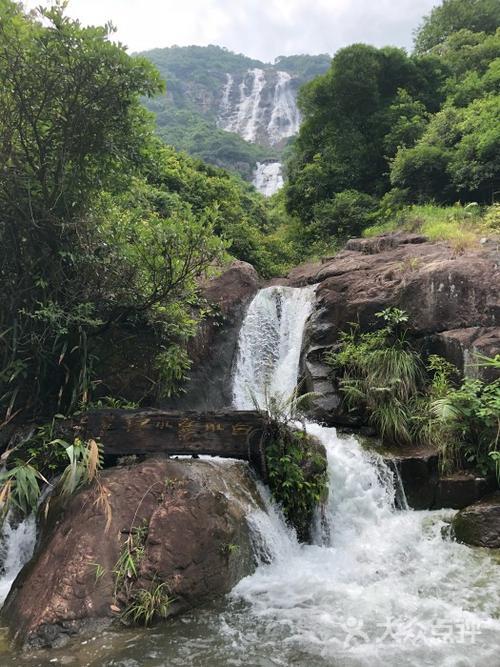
285, 0, 500, 249
140, 45, 331, 178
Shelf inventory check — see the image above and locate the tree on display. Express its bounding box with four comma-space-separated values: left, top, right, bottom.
285, 44, 443, 223
390, 96, 500, 203
414, 0, 500, 54
0, 2, 227, 419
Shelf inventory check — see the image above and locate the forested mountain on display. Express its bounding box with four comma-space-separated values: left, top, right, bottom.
139, 45, 331, 183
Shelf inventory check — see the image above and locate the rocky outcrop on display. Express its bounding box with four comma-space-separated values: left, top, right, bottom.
371, 442, 495, 510
297, 233, 500, 423
3, 456, 262, 648
163, 260, 261, 410
452, 492, 500, 547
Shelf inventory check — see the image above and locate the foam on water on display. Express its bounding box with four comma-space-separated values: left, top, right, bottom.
226, 285, 500, 666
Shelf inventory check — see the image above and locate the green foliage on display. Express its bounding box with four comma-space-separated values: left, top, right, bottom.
391, 95, 500, 203
252, 388, 327, 542
121, 581, 173, 626
265, 431, 327, 542
0, 436, 103, 520
310, 190, 379, 241
141, 45, 329, 180
285, 44, 445, 224
285, 1, 499, 235
414, 0, 500, 54
113, 522, 148, 602
2, 2, 296, 425
154, 346, 192, 399
326, 309, 424, 444
0, 461, 44, 518
326, 307, 500, 479
432, 373, 500, 475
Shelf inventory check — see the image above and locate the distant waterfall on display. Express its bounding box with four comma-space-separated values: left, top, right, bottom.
218, 68, 301, 148
220, 68, 266, 143
267, 71, 301, 144
252, 161, 284, 197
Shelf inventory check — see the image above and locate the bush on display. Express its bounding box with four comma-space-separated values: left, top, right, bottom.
311, 190, 379, 241
326, 308, 424, 444
326, 308, 500, 479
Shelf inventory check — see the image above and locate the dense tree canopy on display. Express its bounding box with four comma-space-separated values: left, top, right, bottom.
0, 2, 283, 421
285, 0, 500, 240
414, 0, 500, 54
285, 44, 445, 227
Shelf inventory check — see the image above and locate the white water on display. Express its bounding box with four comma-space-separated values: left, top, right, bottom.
0, 514, 36, 605
267, 70, 301, 145
220, 67, 266, 143
232, 285, 314, 411
252, 161, 284, 197
227, 285, 500, 666
218, 68, 300, 148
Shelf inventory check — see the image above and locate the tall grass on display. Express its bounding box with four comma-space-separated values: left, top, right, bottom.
363, 202, 499, 247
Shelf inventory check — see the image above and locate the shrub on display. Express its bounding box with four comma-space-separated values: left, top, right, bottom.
311, 190, 380, 241
326, 308, 424, 445
252, 389, 328, 542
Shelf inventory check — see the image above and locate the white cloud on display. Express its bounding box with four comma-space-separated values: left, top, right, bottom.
23, 0, 438, 60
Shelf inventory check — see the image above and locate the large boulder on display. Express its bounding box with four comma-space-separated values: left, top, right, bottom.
3, 456, 262, 649
452, 492, 500, 548
297, 233, 500, 424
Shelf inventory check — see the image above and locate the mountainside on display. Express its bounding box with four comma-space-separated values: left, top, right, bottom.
140, 45, 331, 191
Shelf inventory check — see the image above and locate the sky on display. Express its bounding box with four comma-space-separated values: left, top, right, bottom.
24, 0, 439, 61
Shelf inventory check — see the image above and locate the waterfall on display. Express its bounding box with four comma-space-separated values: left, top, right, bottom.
232, 285, 314, 410
0, 514, 36, 605
267, 70, 301, 145
252, 161, 284, 197
220, 68, 266, 143
226, 285, 500, 666
218, 68, 300, 148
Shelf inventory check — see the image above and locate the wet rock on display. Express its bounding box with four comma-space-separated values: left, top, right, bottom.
452, 492, 500, 547
2, 456, 262, 648
426, 327, 500, 382
344, 233, 428, 254
434, 474, 496, 510
382, 447, 440, 510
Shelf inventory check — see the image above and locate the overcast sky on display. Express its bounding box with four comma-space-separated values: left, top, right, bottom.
25, 0, 439, 61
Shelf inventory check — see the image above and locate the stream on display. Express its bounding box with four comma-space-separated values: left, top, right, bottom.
1, 285, 500, 666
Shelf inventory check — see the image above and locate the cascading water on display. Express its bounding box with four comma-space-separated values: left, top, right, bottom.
218, 68, 301, 148
0, 514, 36, 605
3, 287, 500, 667
267, 70, 301, 144
227, 285, 500, 666
252, 161, 284, 197
232, 285, 314, 410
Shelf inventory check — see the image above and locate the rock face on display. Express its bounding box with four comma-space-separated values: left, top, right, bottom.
296, 233, 500, 423
3, 456, 262, 648
452, 492, 500, 547
163, 260, 261, 410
